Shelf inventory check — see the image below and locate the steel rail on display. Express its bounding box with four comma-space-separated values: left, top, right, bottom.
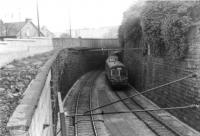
74, 80, 82, 136
89, 73, 99, 136
84, 73, 196, 114
115, 90, 176, 136
74, 71, 99, 136
121, 85, 185, 136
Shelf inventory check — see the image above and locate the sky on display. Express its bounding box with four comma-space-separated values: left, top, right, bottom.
0, 0, 137, 33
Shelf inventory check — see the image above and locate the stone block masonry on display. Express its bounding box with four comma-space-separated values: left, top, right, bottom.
7, 51, 57, 136
0, 52, 53, 136
51, 48, 108, 98
50, 48, 108, 134
123, 33, 200, 131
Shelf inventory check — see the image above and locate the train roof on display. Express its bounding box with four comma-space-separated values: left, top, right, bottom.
106, 55, 118, 63
110, 50, 122, 55
106, 60, 125, 69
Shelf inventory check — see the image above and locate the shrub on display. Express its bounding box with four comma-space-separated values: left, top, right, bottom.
161, 15, 192, 59
119, 1, 199, 59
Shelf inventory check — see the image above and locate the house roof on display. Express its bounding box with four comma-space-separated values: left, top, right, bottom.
4, 20, 44, 37
4, 22, 26, 36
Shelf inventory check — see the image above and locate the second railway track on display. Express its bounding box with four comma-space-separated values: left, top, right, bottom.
64, 71, 101, 136
114, 85, 182, 136
63, 72, 198, 136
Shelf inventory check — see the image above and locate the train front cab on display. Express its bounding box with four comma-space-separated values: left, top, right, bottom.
106, 65, 128, 87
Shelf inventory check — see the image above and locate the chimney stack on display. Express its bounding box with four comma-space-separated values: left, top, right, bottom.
25, 18, 32, 22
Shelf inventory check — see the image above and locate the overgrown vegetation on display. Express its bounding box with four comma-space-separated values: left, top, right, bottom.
118, 2, 144, 48
119, 1, 200, 59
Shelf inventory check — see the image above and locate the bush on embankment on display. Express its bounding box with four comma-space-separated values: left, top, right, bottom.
118, 1, 200, 59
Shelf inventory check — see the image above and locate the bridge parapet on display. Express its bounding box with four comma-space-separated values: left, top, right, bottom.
52, 38, 120, 49
7, 51, 59, 136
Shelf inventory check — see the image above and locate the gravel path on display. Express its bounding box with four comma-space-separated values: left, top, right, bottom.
0, 52, 53, 136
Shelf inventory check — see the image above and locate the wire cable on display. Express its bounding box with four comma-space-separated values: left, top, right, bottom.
84, 73, 196, 114
76, 47, 145, 52
66, 104, 198, 117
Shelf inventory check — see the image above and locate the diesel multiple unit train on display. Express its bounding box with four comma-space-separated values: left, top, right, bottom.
105, 53, 128, 86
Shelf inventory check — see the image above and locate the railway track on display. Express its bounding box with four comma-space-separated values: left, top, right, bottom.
63, 72, 198, 136
114, 85, 182, 136
65, 71, 100, 136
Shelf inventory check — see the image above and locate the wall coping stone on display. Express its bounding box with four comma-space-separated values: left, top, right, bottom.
0, 41, 8, 44
7, 50, 60, 132
4, 38, 35, 42
53, 38, 119, 40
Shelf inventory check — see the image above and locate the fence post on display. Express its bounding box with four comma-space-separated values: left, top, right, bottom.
58, 92, 67, 136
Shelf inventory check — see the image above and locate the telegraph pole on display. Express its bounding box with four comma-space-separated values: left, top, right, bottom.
69, 14, 72, 38
18, 8, 22, 38
36, 0, 41, 37
68, 0, 72, 38
68, 6, 72, 38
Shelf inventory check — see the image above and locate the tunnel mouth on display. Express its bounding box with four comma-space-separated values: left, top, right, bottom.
51, 48, 108, 98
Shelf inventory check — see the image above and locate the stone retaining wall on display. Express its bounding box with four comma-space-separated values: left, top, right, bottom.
51, 48, 108, 98
123, 23, 200, 131
7, 51, 58, 136
6, 38, 118, 135
28, 71, 53, 136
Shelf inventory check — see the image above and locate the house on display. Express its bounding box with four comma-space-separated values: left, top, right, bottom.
0, 18, 44, 39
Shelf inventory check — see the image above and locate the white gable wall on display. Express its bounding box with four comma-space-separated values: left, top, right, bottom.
17, 22, 40, 38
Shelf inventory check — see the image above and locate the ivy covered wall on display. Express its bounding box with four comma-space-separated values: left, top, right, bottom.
119, 0, 200, 59
119, 0, 200, 131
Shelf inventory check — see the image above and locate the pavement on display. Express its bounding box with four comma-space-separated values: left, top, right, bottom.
0, 52, 53, 136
